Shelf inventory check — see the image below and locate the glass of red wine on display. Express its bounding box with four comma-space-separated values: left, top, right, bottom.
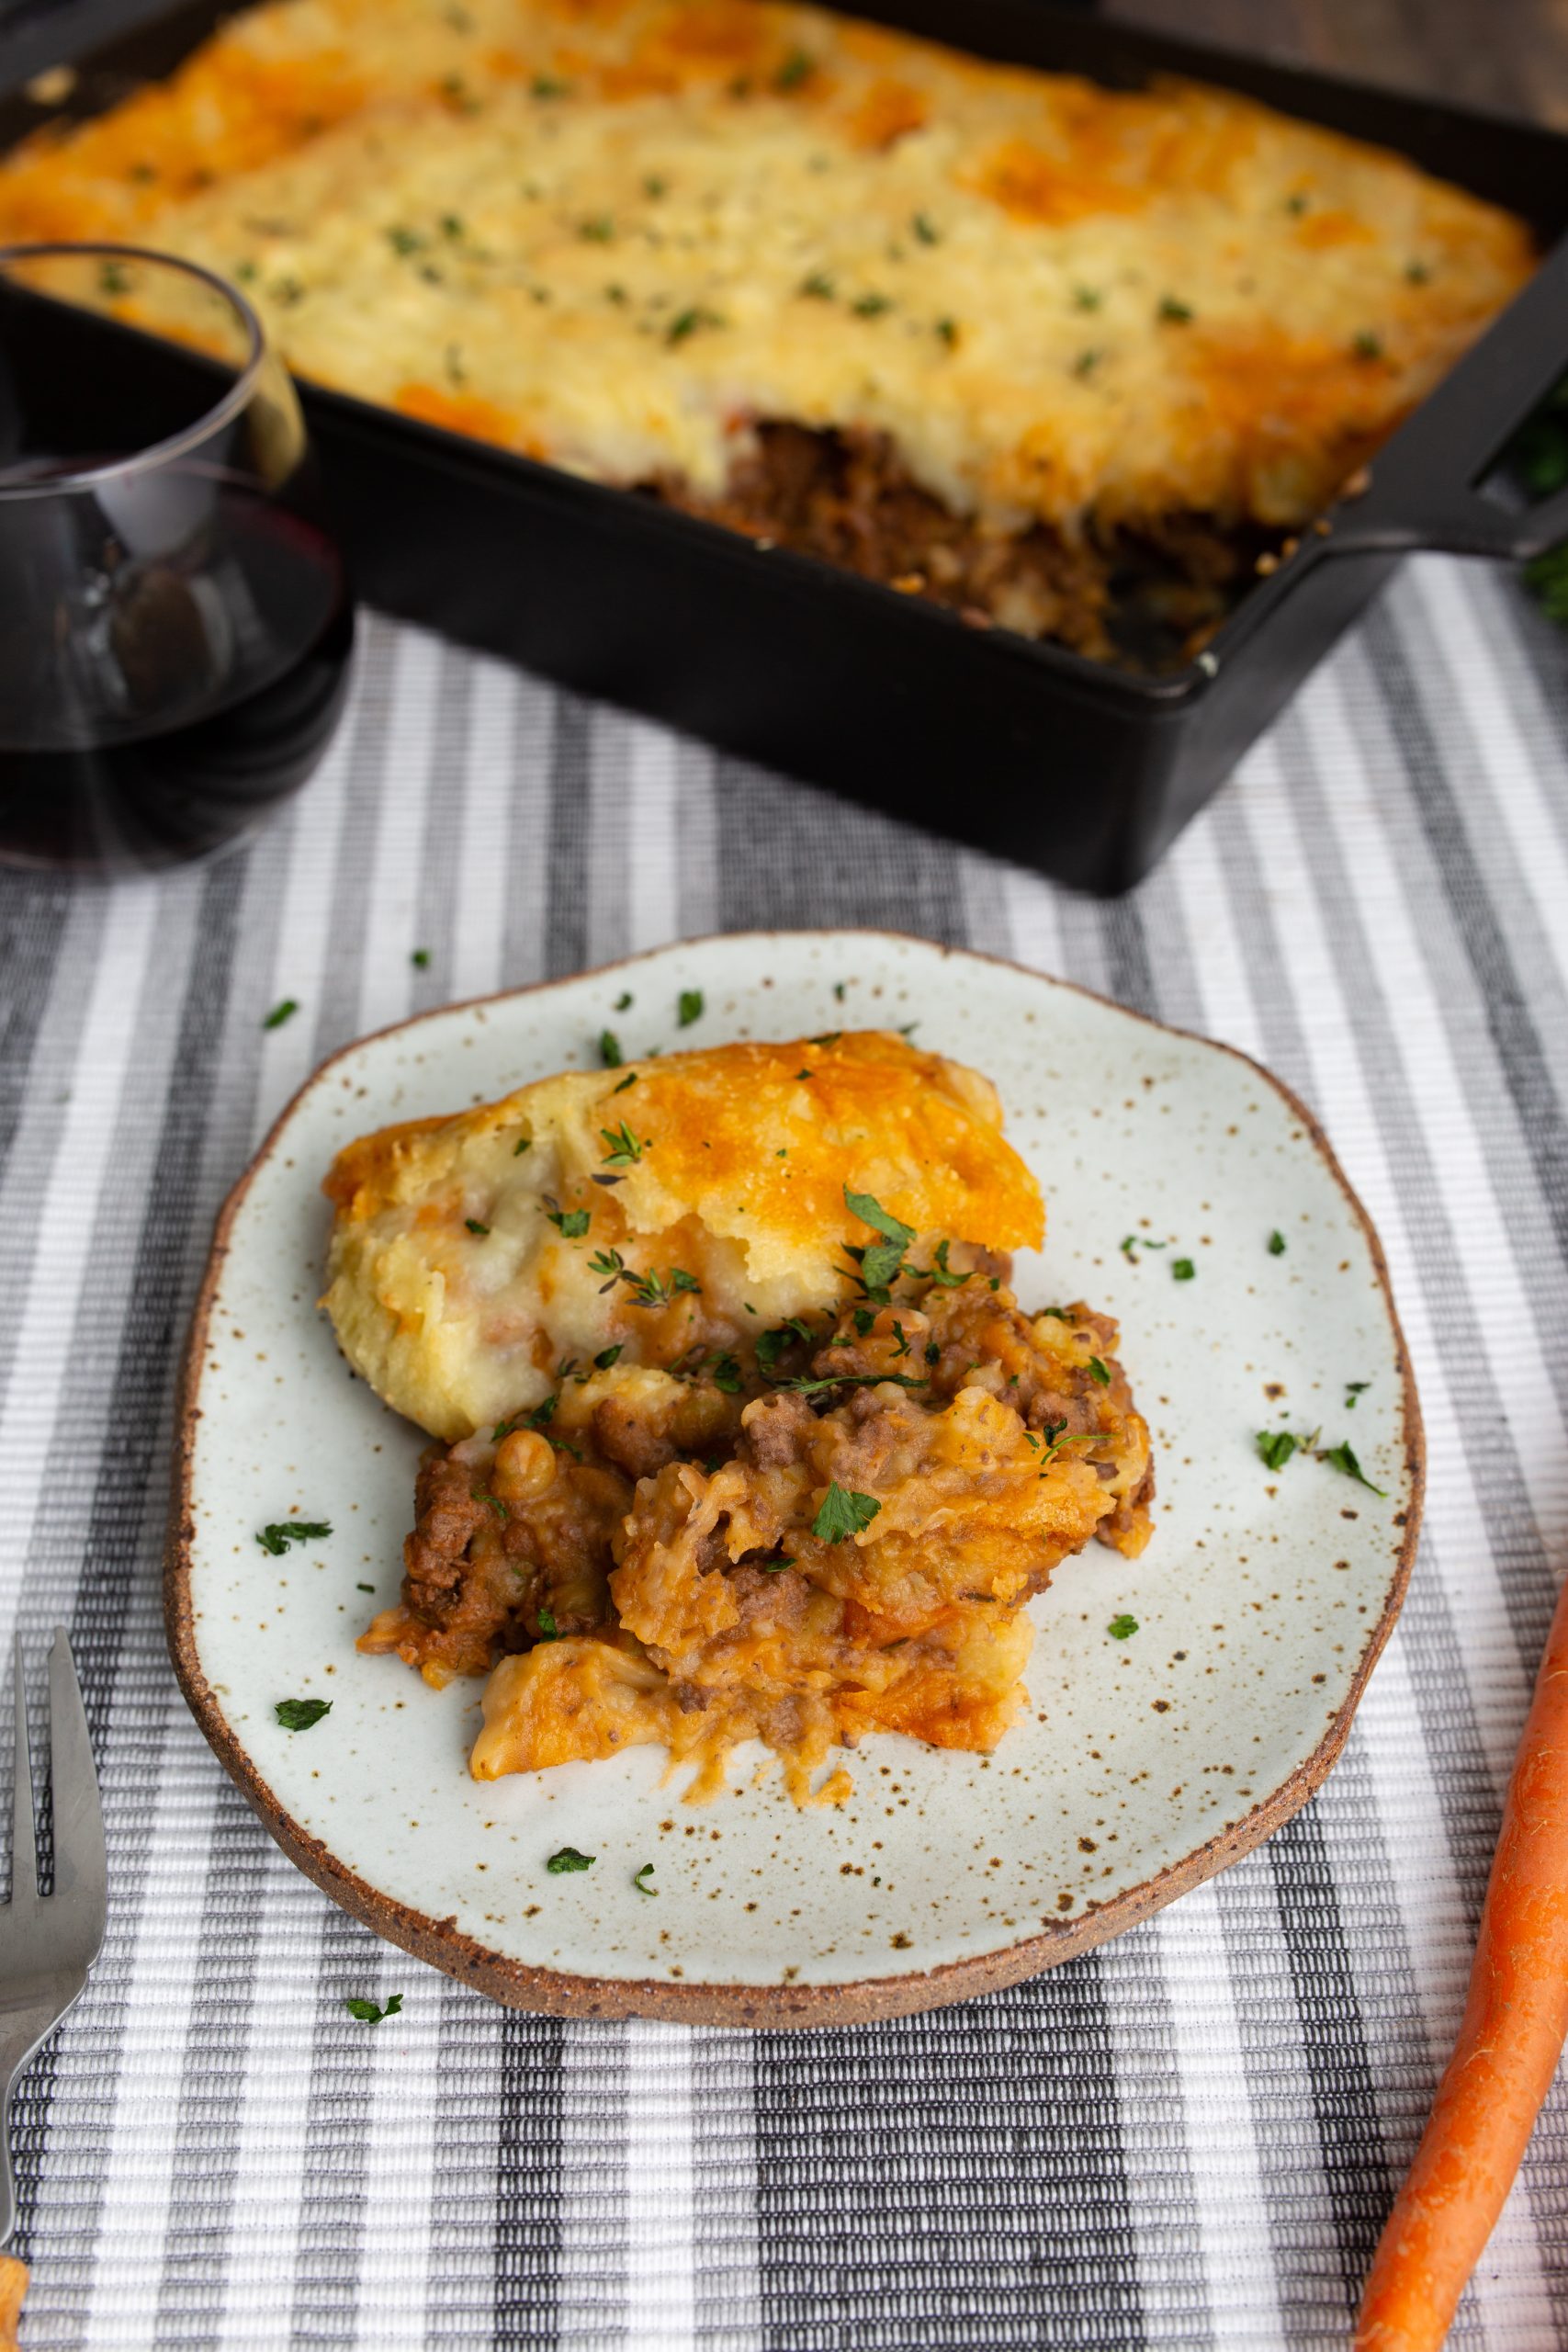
0, 242, 354, 874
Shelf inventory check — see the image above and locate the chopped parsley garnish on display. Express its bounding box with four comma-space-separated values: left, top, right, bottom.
356, 1581, 375, 1593
1108, 1613, 1139, 1640
1256, 1429, 1298, 1472
667, 306, 723, 345
525, 1393, 558, 1430
1346, 1380, 1371, 1408
677, 989, 704, 1027
579, 215, 615, 242
536, 1608, 558, 1639
1073, 349, 1101, 379
843, 1186, 915, 1297
812, 1482, 882, 1544
626, 1266, 701, 1308
611, 1071, 637, 1095
615, 990, 633, 1011
852, 1307, 876, 1337
890, 1320, 910, 1358
345, 1993, 402, 2024
925, 1340, 941, 1366
757, 1317, 815, 1375
1269, 1230, 1287, 1255
920, 1239, 970, 1288
594, 1344, 624, 1370
780, 1372, 929, 1397
1405, 259, 1431, 285
934, 317, 961, 349
547, 1207, 591, 1238
275, 1698, 331, 1731
256, 1521, 332, 1555
99, 261, 130, 296
1073, 284, 1102, 311
1041, 1307, 1071, 1323
600, 1121, 643, 1167
708, 1353, 743, 1395
599, 1030, 624, 1068
774, 47, 813, 88
1353, 331, 1383, 361
547, 1846, 595, 1873
757, 1555, 795, 1574
809, 1031, 841, 1048
465, 1217, 491, 1235
1171, 1258, 1195, 1282
912, 211, 940, 244
262, 998, 298, 1030
411, 947, 431, 968
644, 175, 668, 198
800, 272, 836, 300
477, 1487, 509, 1521
1324, 1441, 1385, 1497
1158, 295, 1193, 323
852, 291, 891, 318
634, 1862, 658, 1896
1037, 1419, 1099, 1461
385, 225, 423, 256
1088, 1356, 1111, 1385
531, 74, 569, 97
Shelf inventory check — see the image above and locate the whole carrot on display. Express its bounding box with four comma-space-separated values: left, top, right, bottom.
1355, 1572, 1568, 2351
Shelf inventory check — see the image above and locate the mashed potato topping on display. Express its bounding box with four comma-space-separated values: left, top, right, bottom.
324, 1030, 1153, 1802
2, 0, 1532, 651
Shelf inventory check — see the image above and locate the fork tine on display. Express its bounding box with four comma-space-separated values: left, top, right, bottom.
9, 1638, 35, 1908
48, 1633, 105, 1940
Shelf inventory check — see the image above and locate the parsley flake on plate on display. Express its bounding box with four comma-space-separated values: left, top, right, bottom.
1256, 1430, 1299, 1472
465, 1217, 490, 1236
275, 1698, 331, 1731
345, 1993, 403, 2025
1108, 1613, 1139, 1640
598, 1030, 624, 1068
256, 1521, 331, 1555
1171, 1258, 1195, 1282
262, 998, 298, 1031
633, 1862, 658, 1896
812, 1482, 882, 1544
547, 1207, 591, 1238
594, 1344, 624, 1370
1323, 1440, 1386, 1497
411, 947, 431, 968
677, 989, 704, 1028
547, 1846, 595, 1874
1345, 1380, 1371, 1408
536, 1608, 558, 1639
1268, 1229, 1287, 1256
1087, 1356, 1111, 1385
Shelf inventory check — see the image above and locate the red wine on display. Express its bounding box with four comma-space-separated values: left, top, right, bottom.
0, 490, 353, 874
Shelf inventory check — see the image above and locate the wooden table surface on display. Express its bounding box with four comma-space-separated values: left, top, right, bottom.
1104, 0, 1568, 127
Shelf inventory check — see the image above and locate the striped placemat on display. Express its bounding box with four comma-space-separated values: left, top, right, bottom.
2, 548, 1565, 2349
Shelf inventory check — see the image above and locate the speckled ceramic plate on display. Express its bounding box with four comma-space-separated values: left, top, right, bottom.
167, 932, 1422, 2026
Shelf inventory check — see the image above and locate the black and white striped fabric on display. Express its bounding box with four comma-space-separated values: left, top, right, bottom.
3, 550, 1565, 2350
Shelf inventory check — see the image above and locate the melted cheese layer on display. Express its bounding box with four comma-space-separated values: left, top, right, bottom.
1, 0, 1532, 539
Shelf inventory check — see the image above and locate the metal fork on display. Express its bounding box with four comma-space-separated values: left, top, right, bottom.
0, 1634, 107, 2269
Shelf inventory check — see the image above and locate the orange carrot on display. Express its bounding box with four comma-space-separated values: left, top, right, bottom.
1355, 1572, 1568, 2350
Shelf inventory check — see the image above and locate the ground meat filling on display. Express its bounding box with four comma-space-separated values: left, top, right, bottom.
649, 420, 1271, 668
362, 1272, 1154, 1718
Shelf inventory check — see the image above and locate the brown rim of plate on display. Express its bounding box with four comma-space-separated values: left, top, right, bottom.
164, 928, 1426, 2029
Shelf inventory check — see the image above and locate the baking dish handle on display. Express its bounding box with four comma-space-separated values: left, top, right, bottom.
1314, 234, 1568, 564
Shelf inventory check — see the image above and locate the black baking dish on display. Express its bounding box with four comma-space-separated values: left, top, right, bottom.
6, 0, 1568, 895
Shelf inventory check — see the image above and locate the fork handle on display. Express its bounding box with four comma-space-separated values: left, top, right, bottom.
0, 2252, 25, 2348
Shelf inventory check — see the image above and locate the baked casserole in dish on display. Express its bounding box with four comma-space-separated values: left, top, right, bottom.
0, 0, 1534, 664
